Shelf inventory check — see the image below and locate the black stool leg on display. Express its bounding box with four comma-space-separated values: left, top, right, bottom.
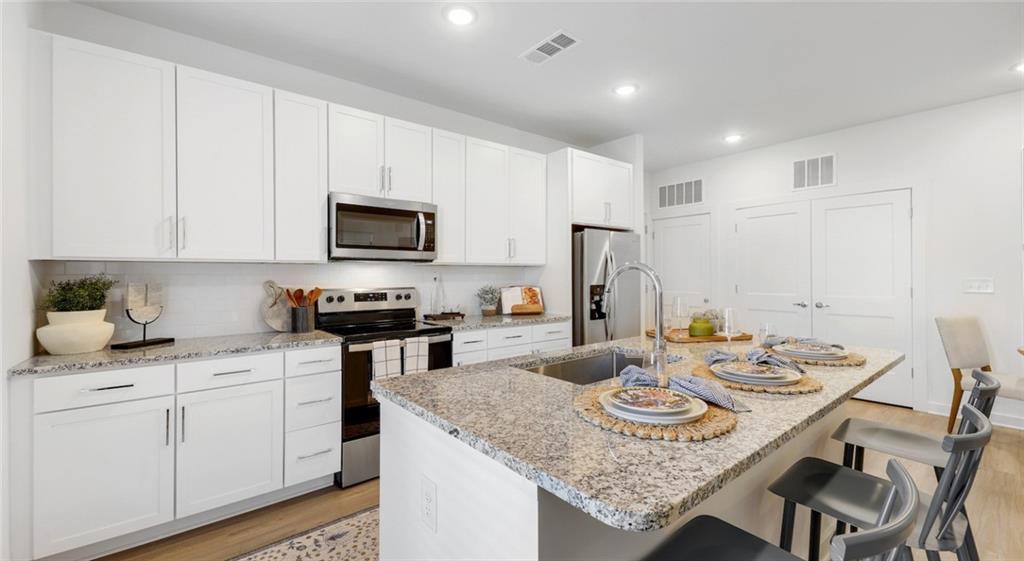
963, 520, 980, 561
835, 444, 854, 536
780, 500, 796, 551
854, 445, 864, 471
808, 510, 822, 561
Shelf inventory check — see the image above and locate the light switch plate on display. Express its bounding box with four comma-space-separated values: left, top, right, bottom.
420, 475, 437, 533
963, 278, 995, 294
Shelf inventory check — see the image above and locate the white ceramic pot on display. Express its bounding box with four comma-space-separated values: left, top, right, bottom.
36, 309, 115, 355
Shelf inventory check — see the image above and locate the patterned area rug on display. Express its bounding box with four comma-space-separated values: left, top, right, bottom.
233, 507, 379, 561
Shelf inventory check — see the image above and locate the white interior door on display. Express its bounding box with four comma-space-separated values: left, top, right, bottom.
811, 190, 913, 406
653, 214, 712, 319
735, 202, 812, 336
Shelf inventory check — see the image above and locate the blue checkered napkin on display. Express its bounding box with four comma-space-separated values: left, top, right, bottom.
618, 364, 658, 388
747, 348, 805, 373
704, 349, 738, 366
669, 376, 744, 412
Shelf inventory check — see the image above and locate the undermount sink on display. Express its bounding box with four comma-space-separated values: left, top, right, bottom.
524, 351, 643, 386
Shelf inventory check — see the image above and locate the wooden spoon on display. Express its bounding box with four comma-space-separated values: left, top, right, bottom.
293, 288, 305, 308
307, 288, 323, 307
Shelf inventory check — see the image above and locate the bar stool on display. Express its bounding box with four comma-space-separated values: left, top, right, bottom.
769, 404, 992, 561
640, 459, 919, 561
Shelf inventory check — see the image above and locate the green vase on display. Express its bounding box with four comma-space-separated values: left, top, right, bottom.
689, 319, 714, 337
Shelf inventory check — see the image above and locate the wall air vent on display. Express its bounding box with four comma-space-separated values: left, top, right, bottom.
658, 179, 703, 209
520, 30, 580, 64
793, 154, 836, 189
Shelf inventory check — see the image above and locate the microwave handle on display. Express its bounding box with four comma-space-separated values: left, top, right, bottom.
416, 212, 427, 251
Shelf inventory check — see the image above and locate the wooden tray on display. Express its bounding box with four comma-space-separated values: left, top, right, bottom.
645, 329, 753, 344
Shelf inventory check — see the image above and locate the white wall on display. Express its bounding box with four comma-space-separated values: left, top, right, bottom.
649, 91, 1024, 424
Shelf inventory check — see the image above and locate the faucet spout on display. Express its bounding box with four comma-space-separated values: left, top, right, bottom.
604, 262, 667, 382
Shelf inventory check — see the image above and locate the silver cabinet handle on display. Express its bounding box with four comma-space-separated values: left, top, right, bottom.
463, 339, 484, 344
298, 448, 333, 461
166, 216, 175, 252
79, 383, 134, 393
298, 359, 334, 365
815, 302, 831, 309
165, 408, 170, 446
546, 330, 562, 335
792, 301, 809, 308
180, 406, 186, 443
387, 166, 393, 193
604, 202, 611, 223
178, 217, 187, 250
505, 334, 523, 340
510, 237, 516, 258
297, 396, 334, 406
212, 368, 252, 377
379, 165, 385, 194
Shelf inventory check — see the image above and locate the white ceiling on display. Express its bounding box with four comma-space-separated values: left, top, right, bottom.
87, 1, 1024, 171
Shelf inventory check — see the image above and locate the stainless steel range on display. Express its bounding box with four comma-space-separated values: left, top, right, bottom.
314, 287, 452, 487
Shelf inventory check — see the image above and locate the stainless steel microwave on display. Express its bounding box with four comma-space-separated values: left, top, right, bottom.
328, 193, 437, 261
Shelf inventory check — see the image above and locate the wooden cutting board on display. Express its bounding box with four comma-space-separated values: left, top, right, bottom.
644, 329, 753, 343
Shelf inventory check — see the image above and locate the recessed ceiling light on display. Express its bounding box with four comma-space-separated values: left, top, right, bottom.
613, 83, 638, 97
724, 134, 744, 144
1013, 62, 1024, 73
444, 5, 477, 26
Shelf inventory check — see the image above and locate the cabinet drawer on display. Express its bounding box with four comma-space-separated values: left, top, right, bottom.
177, 353, 283, 393
452, 330, 488, 354
285, 372, 341, 431
487, 343, 533, 361
285, 422, 341, 487
285, 345, 341, 378
532, 338, 572, 353
34, 365, 175, 414
532, 321, 572, 342
453, 350, 488, 367
487, 326, 533, 349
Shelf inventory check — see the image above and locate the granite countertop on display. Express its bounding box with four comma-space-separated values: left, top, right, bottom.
372, 337, 904, 531
9, 331, 343, 377
424, 313, 571, 332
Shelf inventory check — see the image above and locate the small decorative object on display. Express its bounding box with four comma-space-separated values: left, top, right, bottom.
36, 275, 117, 355
261, 280, 290, 332
110, 282, 175, 350
425, 274, 464, 320
499, 286, 544, 315
286, 287, 321, 333
476, 285, 501, 317
688, 309, 719, 337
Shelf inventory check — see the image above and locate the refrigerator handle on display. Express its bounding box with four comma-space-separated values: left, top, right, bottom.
603, 248, 616, 341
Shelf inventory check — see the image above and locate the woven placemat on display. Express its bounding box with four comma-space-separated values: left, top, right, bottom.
574, 384, 737, 441
773, 351, 866, 367
693, 364, 823, 394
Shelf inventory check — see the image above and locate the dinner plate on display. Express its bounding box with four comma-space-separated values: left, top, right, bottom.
599, 391, 708, 425
605, 387, 693, 414
710, 364, 802, 386
773, 343, 848, 360
713, 361, 788, 379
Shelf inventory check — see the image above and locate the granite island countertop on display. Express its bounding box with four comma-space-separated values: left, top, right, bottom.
423, 313, 571, 332
371, 337, 904, 531
9, 331, 343, 377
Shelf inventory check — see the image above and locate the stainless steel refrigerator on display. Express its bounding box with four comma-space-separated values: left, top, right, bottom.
573, 229, 642, 345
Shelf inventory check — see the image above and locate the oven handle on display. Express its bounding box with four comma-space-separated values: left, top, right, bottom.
346, 333, 451, 353
416, 212, 427, 251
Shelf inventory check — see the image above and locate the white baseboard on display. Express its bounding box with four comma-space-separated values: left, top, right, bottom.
923, 400, 1024, 431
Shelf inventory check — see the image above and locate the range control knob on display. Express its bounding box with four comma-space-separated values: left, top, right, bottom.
404, 293, 413, 300
338, 295, 346, 303
325, 296, 335, 304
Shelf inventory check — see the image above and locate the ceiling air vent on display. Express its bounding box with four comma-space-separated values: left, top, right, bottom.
658, 179, 703, 209
793, 154, 836, 189
520, 30, 580, 64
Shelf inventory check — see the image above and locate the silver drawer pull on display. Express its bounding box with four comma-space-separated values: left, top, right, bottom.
212, 368, 252, 377
546, 330, 562, 335
463, 339, 484, 344
297, 397, 334, 407
298, 359, 334, 365
297, 448, 333, 461
505, 335, 523, 339
80, 383, 134, 393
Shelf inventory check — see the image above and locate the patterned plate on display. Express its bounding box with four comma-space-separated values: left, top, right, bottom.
711, 364, 802, 386
605, 387, 693, 414
714, 361, 789, 379
599, 391, 708, 425
774, 343, 848, 360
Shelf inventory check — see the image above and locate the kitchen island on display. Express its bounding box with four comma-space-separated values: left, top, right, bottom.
371, 337, 904, 560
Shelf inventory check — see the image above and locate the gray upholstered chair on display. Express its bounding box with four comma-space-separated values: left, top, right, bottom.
640, 460, 919, 561
935, 316, 1023, 432
770, 404, 992, 561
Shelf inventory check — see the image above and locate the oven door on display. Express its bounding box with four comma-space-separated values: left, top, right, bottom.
329, 192, 436, 261
337, 333, 452, 487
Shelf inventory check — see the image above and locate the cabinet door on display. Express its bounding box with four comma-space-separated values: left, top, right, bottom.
177, 67, 274, 260
33, 396, 174, 557
51, 37, 176, 259
605, 159, 634, 230
328, 103, 385, 197
570, 149, 612, 226
508, 148, 547, 265
275, 90, 328, 262
432, 129, 466, 263
465, 137, 510, 264
384, 117, 432, 202
176, 380, 284, 518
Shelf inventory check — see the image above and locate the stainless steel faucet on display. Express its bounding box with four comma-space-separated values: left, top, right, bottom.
604, 262, 667, 380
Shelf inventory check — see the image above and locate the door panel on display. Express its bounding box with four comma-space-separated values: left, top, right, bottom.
275, 90, 328, 262
735, 202, 812, 336
465, 138, 510, 264
328, 104, 385, 197
605, 160, 634, 230
812, 190, 913, 406
653, 214, 712, 316
431, 129, 466, 263
570, 150, 611, 226
384, 117, 432, 202
508, 148, 547, 265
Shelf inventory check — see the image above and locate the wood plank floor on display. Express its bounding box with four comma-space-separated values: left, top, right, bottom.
101, 401, 1022, 561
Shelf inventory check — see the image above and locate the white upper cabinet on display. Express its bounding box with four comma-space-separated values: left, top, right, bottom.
568, 149, 634, 230
176, 67, 274, 260
603, 158, 634, 229
465, 137, 511, 264
384, 117, 432, 202
432, 129, 467, 263
51, 37, 176, 259
328, 103, 385, 197
275, 90, 328, 262
508, 148, 547, 265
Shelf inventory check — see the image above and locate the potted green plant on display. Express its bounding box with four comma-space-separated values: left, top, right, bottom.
36, 275, 118, 355
476, 285, 501, 317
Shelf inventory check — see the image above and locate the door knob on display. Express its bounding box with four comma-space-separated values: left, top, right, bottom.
703, 298, 709, 304
815, 302, 831, 309
792, 301, 808, 308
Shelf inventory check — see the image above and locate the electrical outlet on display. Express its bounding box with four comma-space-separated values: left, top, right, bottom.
963, 278, 995, 294
420, 475, 437, 533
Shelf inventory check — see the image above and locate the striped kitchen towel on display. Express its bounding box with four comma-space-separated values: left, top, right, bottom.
372, 340, 402, 379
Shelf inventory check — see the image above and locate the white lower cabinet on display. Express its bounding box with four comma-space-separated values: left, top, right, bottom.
486, 344, 533, 361
176, 380, 284, 518
453, 350, 488, 366
532, 338, 572, 353
285, 422, 342, 487
33, 396, 175, 557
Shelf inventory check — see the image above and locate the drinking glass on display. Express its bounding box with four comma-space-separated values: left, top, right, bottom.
757, 322, 777, 345
721, 308, 737, 343
671, 296, 687, 330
